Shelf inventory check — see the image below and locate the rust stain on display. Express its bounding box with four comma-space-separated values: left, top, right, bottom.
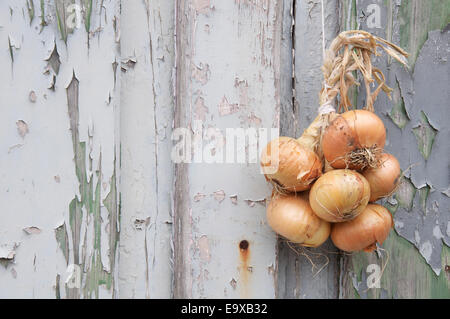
238, 239, 251, 298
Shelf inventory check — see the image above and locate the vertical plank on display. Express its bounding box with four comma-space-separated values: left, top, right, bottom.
0, 0, 120, 298
174, 0, 283, 298
278, 0, 341, 299
118, 0, 175, 298
339, 0, 450, 298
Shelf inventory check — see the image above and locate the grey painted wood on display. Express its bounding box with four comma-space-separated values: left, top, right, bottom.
277, 0, 341, 299
173, 0, 283, 298
0, 0, 447, 299
119, 0, 175, 298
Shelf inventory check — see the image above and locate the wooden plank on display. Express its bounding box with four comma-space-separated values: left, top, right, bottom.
173, 0, 283, 298
118, 0, 175, 299
0, 0, 120, 298
277, 0, 341, 299
339, 0, 450, 298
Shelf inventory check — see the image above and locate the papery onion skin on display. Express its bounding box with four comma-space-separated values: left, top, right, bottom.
267, 192, 330, 247
260, 137, 323, 193
309, 169, 370, 223
322, 110, 386, 170
363, 153, 401, 202
331, 204, 393, 252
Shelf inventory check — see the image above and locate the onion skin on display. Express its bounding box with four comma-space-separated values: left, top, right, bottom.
260, 137, 322, 192
363, 153, 401, 202
309, 169, 370, 223
331, 204, 393, 252
267, 193, 330, 247
322, 110, 386, 170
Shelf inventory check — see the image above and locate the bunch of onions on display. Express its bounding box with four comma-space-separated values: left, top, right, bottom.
260, 137, 322, 193
362, 153, 401, 202
260, 31, 408, 253
331, 204, 393, 252
267, 192, 330, 247
321, 110, 386, 170
309, 169, 370, 222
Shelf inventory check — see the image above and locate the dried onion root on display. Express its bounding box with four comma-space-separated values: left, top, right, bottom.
321, 109, 386, 170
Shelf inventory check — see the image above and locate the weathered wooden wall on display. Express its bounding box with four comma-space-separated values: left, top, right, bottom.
0, 0, 448, 299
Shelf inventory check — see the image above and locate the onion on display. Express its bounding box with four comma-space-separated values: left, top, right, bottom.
260, 137, 322, 193
267, 192, 330, 247
331, 204, 393, 252
321, 110, 386, 170
309, 169, 370, 223
363, 153, 401, 202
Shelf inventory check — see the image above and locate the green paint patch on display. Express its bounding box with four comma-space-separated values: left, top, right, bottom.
40, 0, 47, 29
84, 0, 93, 33
398, 0, 450, 68
418, 184, 431, 214
384, 200, 398, 215
55, 222, 69, 264
395, 176, 416, 211
54, 0, 78, 44
55, 274, 61, 299
55, 1, 67, 43
389, 80, 409, 129
412, 111, 438, 160
347, 233, 450, 299
58, 72, 119, 298
8, 36, 14, 63
26, 0, 35, 25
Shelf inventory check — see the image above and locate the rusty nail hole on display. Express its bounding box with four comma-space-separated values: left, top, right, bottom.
445, 265, 450, 272
239, 240, 249, 251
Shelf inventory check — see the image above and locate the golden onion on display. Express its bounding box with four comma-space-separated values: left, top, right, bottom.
260, 137, 322, 193
331, 204, 393, 252
363, 153, 401, 202
309, 169, 370, 222
267, 192, 330, 247
321, 110, 386, 170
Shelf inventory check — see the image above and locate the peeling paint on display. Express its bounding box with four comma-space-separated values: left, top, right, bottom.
28, 90, 37, 103
16, 120, 29, 138
412, 111, 438, 160
218, 96, 239, 116
45, 44, 61, 75
23, 227, 42, 235
194, 192, 207, 202
212, 190, 225, 203
0, 243, 18, 261
244, 198, 266, 207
